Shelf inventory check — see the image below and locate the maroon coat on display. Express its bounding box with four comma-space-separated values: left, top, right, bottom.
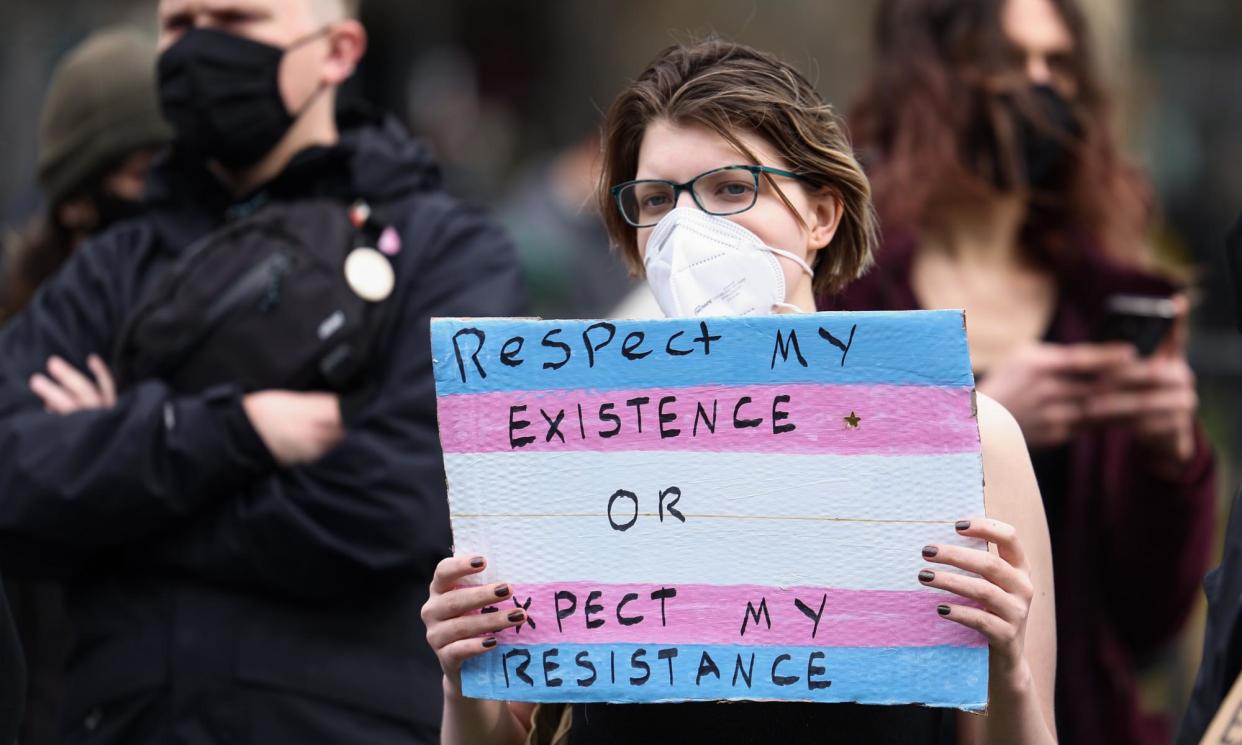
826, 245, 1216, 745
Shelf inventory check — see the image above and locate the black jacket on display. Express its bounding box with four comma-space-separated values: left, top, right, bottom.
0, 114, 525, 740
0, 579, 22, 745
1177, 487, 1242, 745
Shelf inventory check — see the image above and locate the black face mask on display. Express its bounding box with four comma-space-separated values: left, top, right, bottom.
974, 84, 1082, 194
158, 27, 327, 169
93, 192, 145, 231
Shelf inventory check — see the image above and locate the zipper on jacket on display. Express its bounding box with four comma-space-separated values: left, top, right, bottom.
158, 250, 295, 381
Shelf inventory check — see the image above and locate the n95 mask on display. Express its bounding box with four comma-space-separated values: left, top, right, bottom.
643, 207, 814, 318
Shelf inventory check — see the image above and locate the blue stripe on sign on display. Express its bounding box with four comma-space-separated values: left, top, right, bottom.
431, 311, 973, 395
461, 643, 988, 710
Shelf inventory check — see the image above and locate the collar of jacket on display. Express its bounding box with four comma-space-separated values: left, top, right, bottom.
142, 105, 442, 254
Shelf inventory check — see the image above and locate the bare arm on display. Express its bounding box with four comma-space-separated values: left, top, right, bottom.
424, 554, 536, 745
952, 393, 1058, 744
441, 688, 533, 745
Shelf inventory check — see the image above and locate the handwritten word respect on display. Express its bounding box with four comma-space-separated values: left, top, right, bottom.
448, 321, 858, 385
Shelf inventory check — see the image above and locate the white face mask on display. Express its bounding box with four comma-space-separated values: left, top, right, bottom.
643, 207, 814, 318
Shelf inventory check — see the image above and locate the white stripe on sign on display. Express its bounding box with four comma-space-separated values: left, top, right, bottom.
444, 451, 983, 524
448, 495, 984, 592
451, 514, 982, 590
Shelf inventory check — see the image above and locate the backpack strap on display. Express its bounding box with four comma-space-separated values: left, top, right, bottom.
327, 199, 404, 424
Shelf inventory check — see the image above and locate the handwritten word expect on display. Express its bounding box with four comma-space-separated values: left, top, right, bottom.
551, 587, 680, 632
448, 321, 859, 384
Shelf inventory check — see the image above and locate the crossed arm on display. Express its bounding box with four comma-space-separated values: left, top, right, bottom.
0, 208, 526, 601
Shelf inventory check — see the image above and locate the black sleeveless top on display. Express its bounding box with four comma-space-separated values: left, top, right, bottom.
569, 702, 955, 744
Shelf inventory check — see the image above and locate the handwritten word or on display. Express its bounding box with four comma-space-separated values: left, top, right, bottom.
607, 487, 685, 532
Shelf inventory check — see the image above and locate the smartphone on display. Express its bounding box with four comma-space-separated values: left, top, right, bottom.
1096, 294, 1177, 357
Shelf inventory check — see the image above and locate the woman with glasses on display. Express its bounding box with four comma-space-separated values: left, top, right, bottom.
422, 39, 1058, 745
833, 1, 1215, 743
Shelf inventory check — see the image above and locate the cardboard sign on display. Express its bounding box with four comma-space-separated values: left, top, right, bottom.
431, 311, 988, 709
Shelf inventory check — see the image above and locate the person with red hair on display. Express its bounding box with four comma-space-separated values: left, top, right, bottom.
833, 1, 1216, 743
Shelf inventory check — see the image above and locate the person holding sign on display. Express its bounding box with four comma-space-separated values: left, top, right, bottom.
837, 1, 1216, 743
422, 39, 1057, 745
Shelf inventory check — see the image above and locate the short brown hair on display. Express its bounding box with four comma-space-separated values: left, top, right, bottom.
599, 39, 878, 297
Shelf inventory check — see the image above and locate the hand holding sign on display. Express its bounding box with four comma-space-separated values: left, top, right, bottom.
922, 517, 1036, 685
424, 555, 526, 695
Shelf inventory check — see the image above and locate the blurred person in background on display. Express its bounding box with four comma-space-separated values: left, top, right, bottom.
0, 27, 170, 321
0, 28, 170, 745
1175, 213, 1242, 745
0, 0, 523, 743
831, 0, 1216, 743
498, 130, 635, 319
1178, 485, 1242, 745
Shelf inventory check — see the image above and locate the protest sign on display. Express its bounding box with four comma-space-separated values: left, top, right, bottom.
431, 310, 988, 709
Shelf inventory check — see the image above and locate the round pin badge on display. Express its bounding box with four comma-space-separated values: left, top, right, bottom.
344, 247, 395, 302
349, 200, 372, 228
378, 225, 402, 256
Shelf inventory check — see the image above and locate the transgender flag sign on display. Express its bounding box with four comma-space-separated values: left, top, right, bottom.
431, 310, 988, 710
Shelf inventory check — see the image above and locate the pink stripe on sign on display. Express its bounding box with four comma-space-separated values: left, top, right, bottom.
437, 383, 977, 455
485, 582, 985, 648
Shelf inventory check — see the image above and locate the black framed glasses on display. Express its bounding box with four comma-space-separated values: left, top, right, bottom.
610, 165, 808, 228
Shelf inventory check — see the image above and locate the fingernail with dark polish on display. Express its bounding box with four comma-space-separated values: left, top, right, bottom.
922, 545, 938, 558
494, 585, 510, 597
482, 637, 497, 649
508, 610, 525, 623
470, 556, 485, 568
918, 570, 935, 583
955, 520, 971, 531
937, 605, 951, 616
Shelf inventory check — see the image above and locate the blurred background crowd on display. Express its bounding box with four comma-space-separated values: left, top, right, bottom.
6, 0, 1242, 404
1, 0, 1241, 742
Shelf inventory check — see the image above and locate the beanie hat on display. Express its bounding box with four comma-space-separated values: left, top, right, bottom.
37, 27, 172, 207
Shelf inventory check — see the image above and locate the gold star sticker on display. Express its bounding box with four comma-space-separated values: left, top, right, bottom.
844, 411, 861, 428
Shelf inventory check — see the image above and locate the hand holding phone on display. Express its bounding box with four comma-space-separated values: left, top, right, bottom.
1086, 294, 1198, 471
977, 341, 1135, 448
